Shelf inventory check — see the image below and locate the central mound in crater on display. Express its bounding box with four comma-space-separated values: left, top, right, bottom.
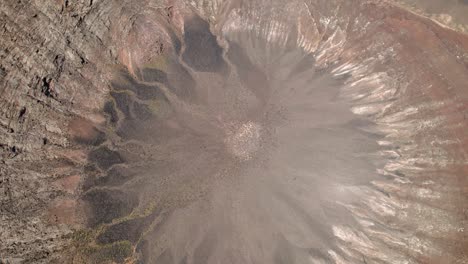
225, 121, 262, 159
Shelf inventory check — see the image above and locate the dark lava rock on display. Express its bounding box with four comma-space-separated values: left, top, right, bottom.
97, 210, 161, 260
133, 102, 154, 121
110, 91, 133, 118
97, 216, 147, 244
140, 68, 169, 84
82, 189, 138, 227
133, 82, 166, 101
88, 146, 124, 170
182, 15, 225, 72
116, 119, 144, 141
104, 100, 119, 124
94, 166, 138, 187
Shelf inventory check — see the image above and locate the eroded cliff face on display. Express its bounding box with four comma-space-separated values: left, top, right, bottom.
0, 0, 141, 262
1, 0, 467, 263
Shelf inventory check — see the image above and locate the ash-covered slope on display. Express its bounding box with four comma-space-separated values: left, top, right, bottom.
1, 0, 467, 263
